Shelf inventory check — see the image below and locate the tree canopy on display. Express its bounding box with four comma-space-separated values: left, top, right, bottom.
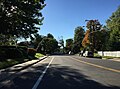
106, 6, 120, 51
34, 33, 59, 54
0, 0, 45, 38
65, 38, 73, 53
73, 26, 85, 53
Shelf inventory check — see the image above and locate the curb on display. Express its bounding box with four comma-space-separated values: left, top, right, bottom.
0, 56, 47, 82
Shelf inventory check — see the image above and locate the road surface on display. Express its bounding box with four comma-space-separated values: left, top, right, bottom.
1, 55, 120, 89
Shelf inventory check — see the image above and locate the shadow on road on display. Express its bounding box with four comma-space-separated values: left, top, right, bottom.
38, 64, 120, 89
1, 63, 120, 89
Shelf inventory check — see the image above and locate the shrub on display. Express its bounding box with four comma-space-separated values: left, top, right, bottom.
0, 48, 6, 60
17, 46, 28, 58
17, 46, 28, 52
28, 48, 37, 58
0, 46, 25, 60
6, 48, 23, 59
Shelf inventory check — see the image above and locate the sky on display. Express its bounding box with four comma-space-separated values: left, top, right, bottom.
39, 0, 120, 41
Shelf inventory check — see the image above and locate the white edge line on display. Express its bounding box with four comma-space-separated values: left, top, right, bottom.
32, 57, 54, 89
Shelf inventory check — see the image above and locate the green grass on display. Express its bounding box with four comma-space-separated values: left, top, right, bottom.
102, 56, 114, 59
94, 53, 115, 59
35, 53, 44, 59
94, 53, 102, 58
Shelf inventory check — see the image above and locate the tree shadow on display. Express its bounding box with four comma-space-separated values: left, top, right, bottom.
1, 64, 120, 89
37, 64, 120, 89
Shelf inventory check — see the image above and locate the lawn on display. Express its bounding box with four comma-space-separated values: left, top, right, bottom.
35, 53, 44, 59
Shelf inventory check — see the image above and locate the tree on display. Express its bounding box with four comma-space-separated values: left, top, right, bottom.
73, 26, 85, 53
85, 20, 102, 53
0, 0, 45, 39
82, 30, 90, 48
94, 26, 110, 51
40, 38, 58, 54
65, 38, 73, 53
47, 33, 54, 39
0, 34, 18, 45
82, 25, 110, 52
94, 28, 109, 51
106, 6, 120, 51
35, 33, 58, 54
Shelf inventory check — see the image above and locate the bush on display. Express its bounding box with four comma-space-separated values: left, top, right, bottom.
0, 48, 6, 60
28, 48, 37, 58
17, 46, 28, 58
0, 46, 27, 61
17, 46, 28, 52
6, 48, 24, 59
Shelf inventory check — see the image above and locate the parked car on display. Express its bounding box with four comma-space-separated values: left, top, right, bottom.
87, 51, 93, 57
83, 51, 93, 57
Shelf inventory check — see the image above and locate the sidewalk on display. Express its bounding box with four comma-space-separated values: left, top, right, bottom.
0, 56, 47, 82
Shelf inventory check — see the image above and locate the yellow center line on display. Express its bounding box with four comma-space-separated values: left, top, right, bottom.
70, 57, 120, 73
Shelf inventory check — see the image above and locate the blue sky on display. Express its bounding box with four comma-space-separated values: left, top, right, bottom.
39, 0, 120, 41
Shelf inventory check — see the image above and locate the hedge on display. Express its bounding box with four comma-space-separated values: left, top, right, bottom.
0, 46, 28, 61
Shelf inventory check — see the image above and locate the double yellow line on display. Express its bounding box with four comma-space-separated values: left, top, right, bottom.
70, 57, 120, 73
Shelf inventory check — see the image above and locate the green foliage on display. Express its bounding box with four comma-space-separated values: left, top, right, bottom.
40, 37, 58, 54
34, 33, 59, 54
94, 53, 102, 58
35, 53, 44, 58
65, 38, 73, 53
0, 46, 25, 60
47, 33, 54, 39
0, 0, 45, 39
106, 6, 120, 51
73, 26, 85, 53
94, 28, 110, 51
86, 20, 101, 31
17, 46, 28, 58
102, 56, 114, 59
0, 34, 17, 46
86, 20, 102, 52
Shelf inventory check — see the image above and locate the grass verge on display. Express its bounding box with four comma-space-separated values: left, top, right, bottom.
94, 53, 102, 58
102, 56, 114, 59
35, 53, 44, 59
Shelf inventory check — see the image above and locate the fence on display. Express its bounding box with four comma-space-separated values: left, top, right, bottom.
98, 51, 120, 57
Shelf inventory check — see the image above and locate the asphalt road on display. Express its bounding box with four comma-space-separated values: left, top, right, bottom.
1, 55, 120, 89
